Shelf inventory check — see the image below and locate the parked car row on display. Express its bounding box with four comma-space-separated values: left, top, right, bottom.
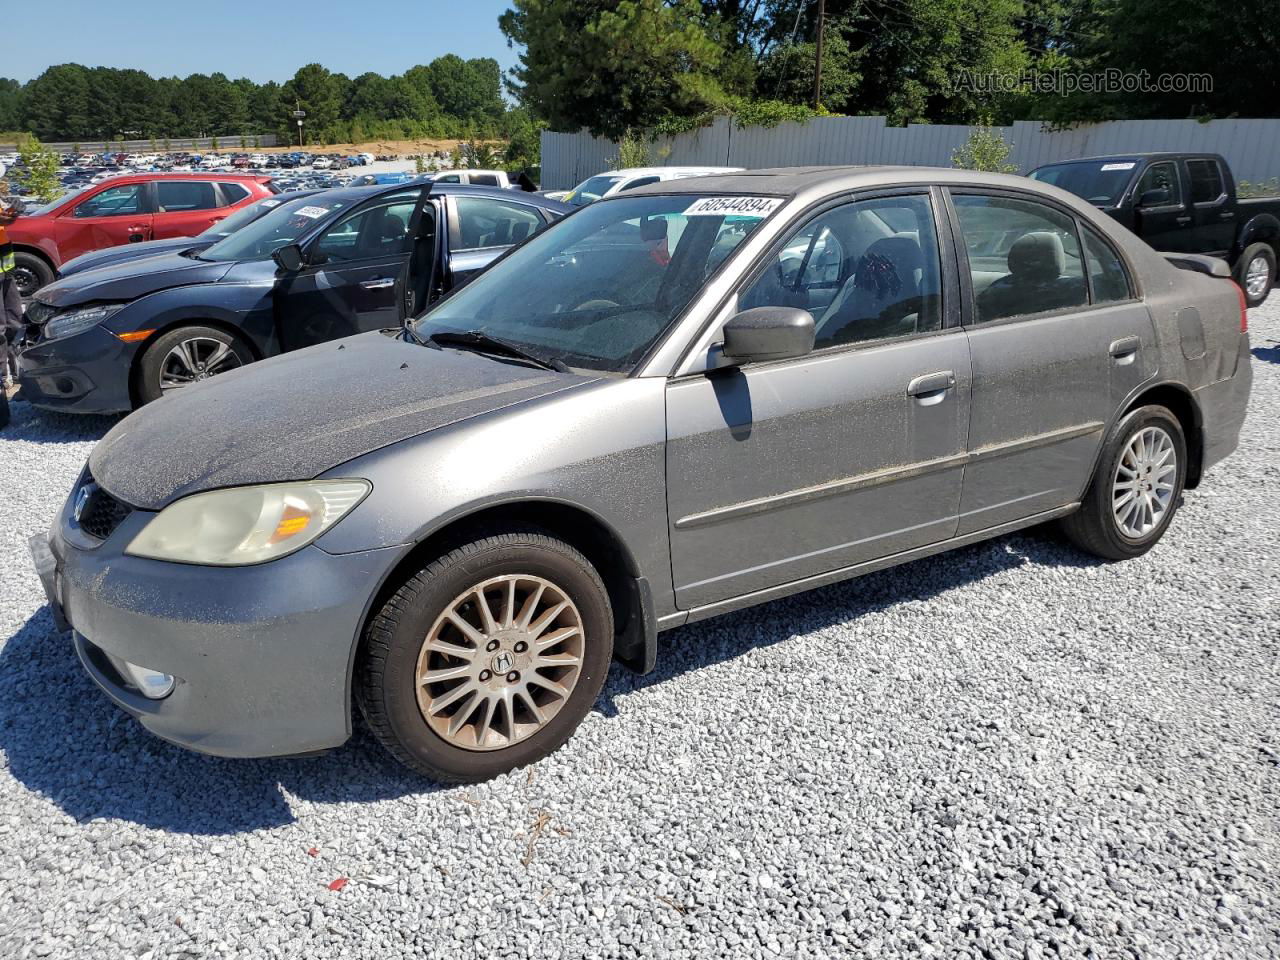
20, 164, 1253, 785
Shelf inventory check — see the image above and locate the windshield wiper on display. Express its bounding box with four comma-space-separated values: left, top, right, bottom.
428, 330, 570, 372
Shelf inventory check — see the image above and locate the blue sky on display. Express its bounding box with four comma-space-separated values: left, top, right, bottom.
4, 0, 518, 83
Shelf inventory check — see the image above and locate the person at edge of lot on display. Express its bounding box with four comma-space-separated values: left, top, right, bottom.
0, 195, 22, 402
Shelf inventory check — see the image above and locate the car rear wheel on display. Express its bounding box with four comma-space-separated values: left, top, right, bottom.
1060, 405, 1187, 561
11, 252, 54, 299
356, 529, 613, 782
136, 325, 254, 406
1237, 242, 1275, 307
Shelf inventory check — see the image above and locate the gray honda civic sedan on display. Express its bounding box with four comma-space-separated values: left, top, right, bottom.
32, 167, 1252, 782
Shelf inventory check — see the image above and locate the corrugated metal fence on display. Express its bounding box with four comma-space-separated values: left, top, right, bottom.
541, 116, 1280, 189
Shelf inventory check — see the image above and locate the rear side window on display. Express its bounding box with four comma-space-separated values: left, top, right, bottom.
454, 197, 545, 250
157, 181, 218, 212
1186, 159, 1225, 204
952, 194, 1088, 324
1082, 225, 1132, 303
470, 174, 501, 187
219, 182, 250, 204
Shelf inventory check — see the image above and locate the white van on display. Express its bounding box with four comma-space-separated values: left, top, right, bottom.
559, 166, 743, 206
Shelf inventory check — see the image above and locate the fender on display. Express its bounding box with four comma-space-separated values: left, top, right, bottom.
1235, 211, 1280, 259
101, 281, 280, 358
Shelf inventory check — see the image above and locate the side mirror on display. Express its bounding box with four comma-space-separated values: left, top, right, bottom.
272, 243, 305, 272
1138, 188, 1171, 208
721, 306, 815, 365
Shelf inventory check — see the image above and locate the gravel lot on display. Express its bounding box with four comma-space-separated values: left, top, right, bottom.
1, 303, 1277, 960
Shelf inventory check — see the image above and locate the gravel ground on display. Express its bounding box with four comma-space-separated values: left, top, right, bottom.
1, 304, 1277, 960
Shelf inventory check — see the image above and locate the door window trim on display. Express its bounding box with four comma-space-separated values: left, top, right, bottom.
944, 186, 1141, 330
669, 185, 959, 377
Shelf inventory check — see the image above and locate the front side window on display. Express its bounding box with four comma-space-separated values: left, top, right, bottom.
1186, 159, 1225, 204
741, 194, 943, 349
414, 193, 776, 372
1082, 225, 1132, 303
619, 176, 660, 192
1135, 162, 1182, 206
312, 197, 418, 263
952, 194, 1087, 324
74, 184, 145, 218
454, 197, 545, 250
157, 181, 218, 213
565, 175, 624, 206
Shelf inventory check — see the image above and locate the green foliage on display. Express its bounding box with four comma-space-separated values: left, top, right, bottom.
951, 118, 1018, 173
210, 135, 219, 151
1238, 178, 1280, 199
501, 108, 546, 170
415, 155, 426, 174
501, 0, 730, 139
611, 130, 650, 169
15, 135, 63, 201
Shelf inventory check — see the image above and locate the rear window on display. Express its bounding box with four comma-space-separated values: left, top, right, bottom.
1186, 159, 1225, 204
219, 182, 250, 204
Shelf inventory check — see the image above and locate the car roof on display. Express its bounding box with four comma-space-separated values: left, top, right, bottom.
1031, 152, 1225, 167
601, 166, 742, 179
298, 180, 572, 211
86, 172, 270, 183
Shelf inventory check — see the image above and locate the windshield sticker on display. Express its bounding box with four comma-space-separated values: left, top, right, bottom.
293, 205, 331, 219
260, 198, 282, 208
683, 196, 784, 218
1100, 162, 1136, 171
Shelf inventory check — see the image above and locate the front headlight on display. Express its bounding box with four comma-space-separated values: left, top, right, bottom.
44, 303, 126, 341
125, 480, 371, 566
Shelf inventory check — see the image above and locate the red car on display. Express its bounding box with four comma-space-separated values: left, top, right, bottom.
6, 173, 276, 297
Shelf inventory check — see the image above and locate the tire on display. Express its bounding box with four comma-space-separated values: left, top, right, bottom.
135, 325, 254, 406
1236, 242, 1275, 307
1060, 405, 1187, 561
0, 388, 9, 430
12, 252, 54, 299
356, 529, 614, 782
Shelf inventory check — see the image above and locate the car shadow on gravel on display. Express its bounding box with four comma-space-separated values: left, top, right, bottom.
2, 397, 122, 444
0, 607, 444, 835
1252, 344, 1280, 365
599, 528, 1106, 708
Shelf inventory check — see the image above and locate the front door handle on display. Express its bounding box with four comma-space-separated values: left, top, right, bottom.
1110, 336, 1141, 364
1218, 211, 1236, 220
1176, 215, 1192, 225
907, 370, 956, 404
359, 278, 396, 290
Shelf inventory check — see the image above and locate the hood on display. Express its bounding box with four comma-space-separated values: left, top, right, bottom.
37, 252, 233, 308
59, 236, 213, 278
90, 331, 595, 510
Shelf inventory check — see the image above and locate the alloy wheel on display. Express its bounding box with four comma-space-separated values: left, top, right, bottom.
415, 574, 585, 751
159, 337, 243, 392
1111, 426, 1177, 539
1245, 255, 1271, 299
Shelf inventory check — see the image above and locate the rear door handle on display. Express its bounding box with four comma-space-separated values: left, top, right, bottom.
1218, 211, 1236, 220
359, 278, 396, 290
1110, 336, 1141, 363
1176, 216, 1192, 225
907, 370, 956, 404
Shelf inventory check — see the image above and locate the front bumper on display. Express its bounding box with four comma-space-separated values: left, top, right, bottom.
17, 324, 137, 413
38, 497, 401, 758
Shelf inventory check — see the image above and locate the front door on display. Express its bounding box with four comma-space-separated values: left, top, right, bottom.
948, 190, 1157, 534
275, 189, 428, 352
54, 181, 153, 260
666, 191, 971, 609
1129, 160, 1193, 253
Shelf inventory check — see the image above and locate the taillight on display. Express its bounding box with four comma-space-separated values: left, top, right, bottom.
1235, 282, 1248, 333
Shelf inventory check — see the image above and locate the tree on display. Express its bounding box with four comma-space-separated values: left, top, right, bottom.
501, 0, 729, 138
15, 135, 62, 201
282, 64, 348, 136
951, 117, 1018, 172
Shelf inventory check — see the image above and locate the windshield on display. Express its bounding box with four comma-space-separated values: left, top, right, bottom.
412, 193, 780, 372
196, 195, 294, 239
22, 187, 89, 217
1028, 160, 1139, 207
565, 175, 624, 206
199, 195, 349, 261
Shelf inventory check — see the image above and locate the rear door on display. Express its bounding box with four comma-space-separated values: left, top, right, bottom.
153, 180, 224, 239
275, 189, 429, 352
1182, 157, 1236, 256
52, 181, 153, 260
947, 189, 1156, 533
444, 194, 551, 286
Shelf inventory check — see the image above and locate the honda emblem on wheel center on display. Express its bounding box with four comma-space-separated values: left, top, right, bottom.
491, 652, 513, 674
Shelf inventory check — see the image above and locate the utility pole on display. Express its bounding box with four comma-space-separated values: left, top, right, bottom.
813, 0, 826, 109
293, 101, 306, 149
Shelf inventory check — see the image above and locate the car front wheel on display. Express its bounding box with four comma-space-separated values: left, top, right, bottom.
357, 529, 614, 782
135, 325, 253, 406
1060, 405, 1187, 561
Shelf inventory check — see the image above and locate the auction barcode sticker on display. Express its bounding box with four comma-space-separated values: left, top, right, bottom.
1100, 162, 1136, 171
683, 196, 784, 218
293, 205, 331, 219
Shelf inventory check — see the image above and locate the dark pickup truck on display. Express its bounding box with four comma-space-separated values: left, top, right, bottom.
1029, 152, 1280, 305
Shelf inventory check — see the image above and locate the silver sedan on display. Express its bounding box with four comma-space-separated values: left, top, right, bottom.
33, 166, 1252, 781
